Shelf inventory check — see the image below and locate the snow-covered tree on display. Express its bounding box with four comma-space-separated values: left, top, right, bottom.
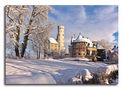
30, 22, 53, 59
21, 6, 51, 58
97, 39, 113, 50
5, 5, 52, 58
6, 5, 28, 58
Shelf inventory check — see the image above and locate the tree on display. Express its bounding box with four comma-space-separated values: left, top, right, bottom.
6, 5, 28, 58
30, 22, 53, 59
5, 5, 51, 58
97, 39, 113, 50
20, 6, 51, 58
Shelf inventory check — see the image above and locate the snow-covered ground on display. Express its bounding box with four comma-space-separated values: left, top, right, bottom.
5, 58, 118, 85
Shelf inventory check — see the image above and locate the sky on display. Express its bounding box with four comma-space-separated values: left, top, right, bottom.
48, 5, 118, 48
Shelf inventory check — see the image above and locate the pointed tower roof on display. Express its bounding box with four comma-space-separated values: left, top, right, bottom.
73, 33, 86, 42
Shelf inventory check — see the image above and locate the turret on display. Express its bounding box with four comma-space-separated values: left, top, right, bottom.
56, 26, 65, 53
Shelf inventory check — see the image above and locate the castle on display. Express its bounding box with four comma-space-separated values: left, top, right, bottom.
69, 33, 97, 59
48, 26, 65, 58
48, 25, 98, 59
48, 26, 117, 62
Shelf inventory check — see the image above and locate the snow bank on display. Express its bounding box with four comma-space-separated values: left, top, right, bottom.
69, 65, 118, 84
69, 69, 93, 84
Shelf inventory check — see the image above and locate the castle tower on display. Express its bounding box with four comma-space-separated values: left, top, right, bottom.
56, 26, 65, 53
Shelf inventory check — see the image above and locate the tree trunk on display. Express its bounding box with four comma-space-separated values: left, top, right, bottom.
36, 50, 39, 59
37, 47, 41, 59
21, 19, 33, 58
15, 46, 19, 57
15, 26, 20, 57
37, 50, 39, 59
21, 29, 29, 57
44, 49, 47, 59
38, 50, 41, 59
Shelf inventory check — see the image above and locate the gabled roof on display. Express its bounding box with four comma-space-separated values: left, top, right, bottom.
49, 38, 58, 44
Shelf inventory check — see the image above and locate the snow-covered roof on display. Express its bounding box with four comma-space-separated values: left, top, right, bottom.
83, 38, 92, 44
73, 34, 85, 42
73, 34, 93, 45
49, 38, 58, 44
97, 44, 105, 49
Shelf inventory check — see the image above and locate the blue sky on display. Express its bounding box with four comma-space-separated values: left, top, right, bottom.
48, 5, 118, 48
113, 31, 118, 45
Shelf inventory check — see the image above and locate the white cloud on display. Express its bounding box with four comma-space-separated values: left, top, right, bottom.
95, 6, 118, 23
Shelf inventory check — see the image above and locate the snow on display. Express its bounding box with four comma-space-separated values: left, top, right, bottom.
73, 34, 86, 42
6, 72, 56, 84
49, 37, 58, 44
60, 57, 90, 61
97, 44, 105, 49
73, 34, 93, 47
5, 58, 118, 84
